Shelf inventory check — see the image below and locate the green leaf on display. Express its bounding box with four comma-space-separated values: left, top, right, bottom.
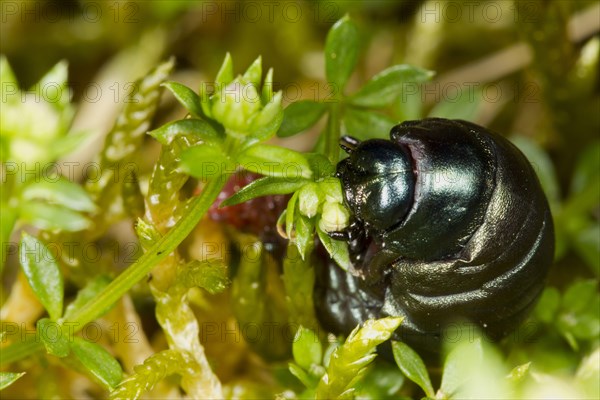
568, 314, 600, 340
293, 326, 323, 370
534, 287, 561, 323
230, 231, 291, 360
511, 136, 560, 207
162, 81, 204, 118
19, 233, 63, 320
122, 167, 145, 219
320, 180, 344, 204
322, 340, 341, 368
557, 280, 600, 341
298, 183, 322, 218
343, 108, 396, 141
199, 80, 213, 118
134, 218, 162, 250
562, 280, 598, 314
440, 338, 484, 398
570, 141, 600, 197
283, 244, 319, 331
316, 317, 402, 399
20, 201, 92, 232
71, 337, 123, 390
295, 214, 315, 258
215, 52, 234, 86
86, 58, 174, 200
179, 142, 231, 180
262, 68, 274, 103
442, 338, 510, 399
507, 362, 531, 384
286, 191, 300, 239
325, 15, 360, 92
242, 56, 262, 88
277, 101, 327, 137
349, 65, 434, 108
21, 178, 97, 213
175, 259, 230, 294
354, 362, 405, 399
63, 275, 113, 321
289, 363, 318, 389
0, 371, 26, 390
0, 55, 18, 89
305, 153, 335, 179
37, 318, 70, 357
238, 144, 313, 179
573, 223, 600, 276
148, 118, 222, 146
109, 349, 196, 400
35, 60, 70, 107
220, 176, 308, 207
144, 129, 198, 229
391, 341, 435, 398
249, 91, 284, 141
316, 226, 351, 271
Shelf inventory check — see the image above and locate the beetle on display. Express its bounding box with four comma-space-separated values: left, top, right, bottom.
314, 118, 554, 353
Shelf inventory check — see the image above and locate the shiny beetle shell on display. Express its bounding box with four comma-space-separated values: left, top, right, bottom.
314, 118, 554, 353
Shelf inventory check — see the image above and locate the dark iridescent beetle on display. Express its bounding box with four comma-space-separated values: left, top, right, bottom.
314, 118, 554, 353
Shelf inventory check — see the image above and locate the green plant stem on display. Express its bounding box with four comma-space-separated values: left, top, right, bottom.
325, 103, 341, 163
67, 177, 227, 327
1, 177, 228, 366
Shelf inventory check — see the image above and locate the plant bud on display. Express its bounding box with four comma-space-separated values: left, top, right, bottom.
319, 201, 350, 232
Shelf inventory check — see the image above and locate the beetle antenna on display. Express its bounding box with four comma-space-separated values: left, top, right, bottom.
340, 136, 360, 154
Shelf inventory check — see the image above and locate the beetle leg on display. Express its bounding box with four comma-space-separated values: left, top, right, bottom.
327, 230, 350, 241
340, 136, 361, 154
327, 219, 364, 242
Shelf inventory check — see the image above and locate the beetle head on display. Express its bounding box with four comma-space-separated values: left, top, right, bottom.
337, 138, 415, 232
